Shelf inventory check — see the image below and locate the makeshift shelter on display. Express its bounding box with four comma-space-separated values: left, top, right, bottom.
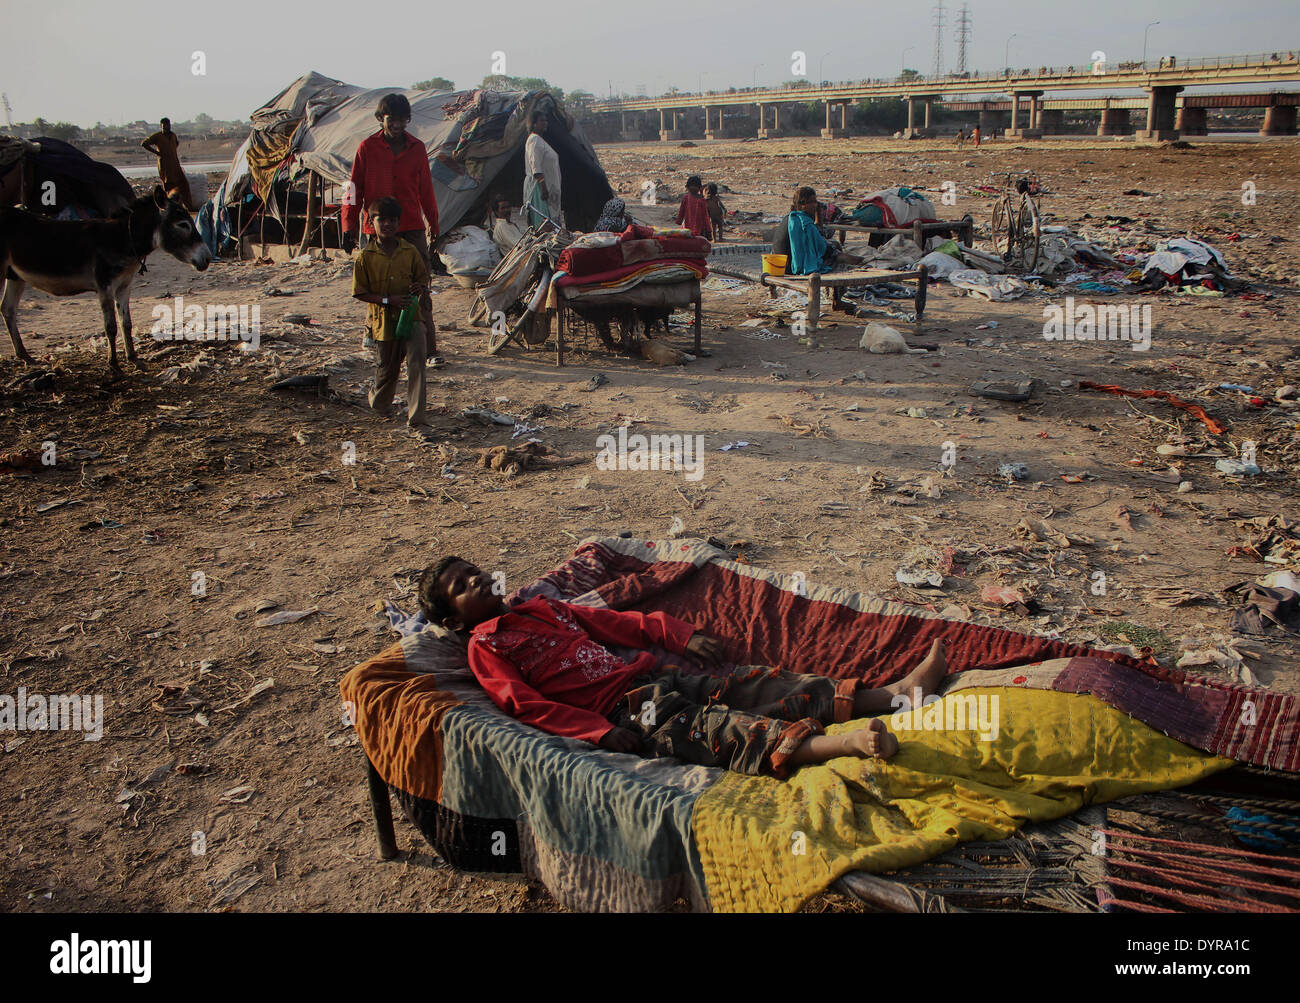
200, 72, 612, 256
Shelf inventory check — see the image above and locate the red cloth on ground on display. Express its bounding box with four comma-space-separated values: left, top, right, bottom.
342, 131, 439, 237
468, 597, 697, 743
675, 194, 712, 237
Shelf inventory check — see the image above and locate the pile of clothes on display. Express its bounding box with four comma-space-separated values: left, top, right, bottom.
553, 224, 711, 294
850, 187, 939, 228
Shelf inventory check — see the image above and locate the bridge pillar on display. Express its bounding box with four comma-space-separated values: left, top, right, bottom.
1137, 85, 1182, 140
659, 109, 682, 142
758, 103, 783, 138
1008, 91, 1044, 138
821, 101, 849, 138
903, 96, 934, 138
1098, 107, 1132, 135
704, 106, 718, 140
1260, 105, 1298, 136
1177, 106, 1208, 136
1039, 109, 1065, 134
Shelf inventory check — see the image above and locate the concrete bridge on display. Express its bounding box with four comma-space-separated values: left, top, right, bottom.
588, 52, 1300, 141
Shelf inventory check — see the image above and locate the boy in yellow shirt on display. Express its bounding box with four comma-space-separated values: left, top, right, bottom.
352, 197, 432, 435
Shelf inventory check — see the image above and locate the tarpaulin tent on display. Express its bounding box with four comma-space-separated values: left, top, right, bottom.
200, 71, 612, 255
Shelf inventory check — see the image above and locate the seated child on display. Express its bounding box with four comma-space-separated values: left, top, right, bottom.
674, 175, 712, 239
418, 557, 949, 777
704, 182, 726, 241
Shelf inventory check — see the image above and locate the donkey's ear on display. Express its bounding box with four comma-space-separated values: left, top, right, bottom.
152, 185, 167, 208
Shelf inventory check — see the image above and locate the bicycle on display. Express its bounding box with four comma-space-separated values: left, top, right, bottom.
989, 170, 1043, 272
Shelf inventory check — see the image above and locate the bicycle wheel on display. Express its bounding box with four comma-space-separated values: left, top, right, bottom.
1017, 194, 1041, 272
991, 198, 1014, 260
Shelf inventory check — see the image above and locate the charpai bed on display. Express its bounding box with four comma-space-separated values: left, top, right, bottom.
340, 537, 1299, 912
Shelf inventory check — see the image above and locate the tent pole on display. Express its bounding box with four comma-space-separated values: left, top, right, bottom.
297, 171, 319, 257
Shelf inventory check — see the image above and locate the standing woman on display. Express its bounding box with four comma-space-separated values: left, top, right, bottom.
342, 94, 442, 361
522, 110, 562, 229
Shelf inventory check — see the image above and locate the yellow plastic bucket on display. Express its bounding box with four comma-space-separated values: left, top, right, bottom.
761, 253, 788, 275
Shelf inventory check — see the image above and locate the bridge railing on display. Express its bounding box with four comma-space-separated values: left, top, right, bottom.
595, 52, 1300, 106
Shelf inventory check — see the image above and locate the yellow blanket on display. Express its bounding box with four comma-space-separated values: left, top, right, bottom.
692, 687, 1233, 913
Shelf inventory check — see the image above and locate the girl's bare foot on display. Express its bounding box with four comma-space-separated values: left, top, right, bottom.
843, 719, 899, 760
883, 639, 948, 704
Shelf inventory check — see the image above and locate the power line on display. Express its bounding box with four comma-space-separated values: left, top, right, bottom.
955, 4, 972, 75
932, 2, 947, 77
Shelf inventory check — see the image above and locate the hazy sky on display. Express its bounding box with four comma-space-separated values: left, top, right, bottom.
3, 0, 1298, 125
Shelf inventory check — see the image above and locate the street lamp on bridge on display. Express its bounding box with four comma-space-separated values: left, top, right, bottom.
753, 63, 765, 88
1005, 33, 1017, 75
820, 50, 832, 85
901, 46, 914, 75
1143, 21, 1161, 69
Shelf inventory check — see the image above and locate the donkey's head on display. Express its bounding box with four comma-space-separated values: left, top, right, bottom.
149, 185, 211, 271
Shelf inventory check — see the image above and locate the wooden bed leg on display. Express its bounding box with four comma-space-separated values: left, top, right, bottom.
693, 284, 702, 354
961, 214, 974, 247
913, 220, 925, 250
556, 305, 565, 367
915, 264, 929, 320
808, 274, 821, 334
365, 755, 399, 860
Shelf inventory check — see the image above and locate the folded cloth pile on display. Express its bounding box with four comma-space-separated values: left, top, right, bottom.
555, 223, 710, 289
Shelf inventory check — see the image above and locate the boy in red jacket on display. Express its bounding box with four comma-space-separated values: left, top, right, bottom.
417, 557, 948, 777
342, 93, 441, 361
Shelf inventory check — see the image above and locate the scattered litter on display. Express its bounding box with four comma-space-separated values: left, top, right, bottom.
255, 608, 318, 627
896, 566, 944, 588
462, 408, 515, 426
998, 463, 1030, 481
578, 373, 608, 392
718, 441, 752, 451
1216, 459, 1261, 477
478, 442, 583, 477
970, 381, 1032, 402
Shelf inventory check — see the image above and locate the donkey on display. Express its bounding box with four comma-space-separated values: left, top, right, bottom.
0, 185, 211, 371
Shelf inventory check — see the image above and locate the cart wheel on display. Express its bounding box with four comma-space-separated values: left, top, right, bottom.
1017, 194, 1041, 272
991, 199, 1013, 260
486, 324, 511, 356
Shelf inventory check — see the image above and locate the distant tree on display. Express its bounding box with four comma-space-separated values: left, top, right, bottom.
899, 68, 920, 81
193, 112, 213, 128
413, 77, 455, 91
30, 118, 81, 142
480, 75, 563, 101
783, 79, 814, 89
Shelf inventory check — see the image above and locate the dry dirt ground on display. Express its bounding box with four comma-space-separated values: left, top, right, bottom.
2, 136, 1298, 913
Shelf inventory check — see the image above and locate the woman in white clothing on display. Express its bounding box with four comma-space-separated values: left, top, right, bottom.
522, 110, 562, 228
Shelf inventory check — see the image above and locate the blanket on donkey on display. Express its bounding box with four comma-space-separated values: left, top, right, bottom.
339, 537, 1299, 912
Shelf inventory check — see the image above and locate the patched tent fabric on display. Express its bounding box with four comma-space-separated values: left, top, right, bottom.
205, 71, 611, 252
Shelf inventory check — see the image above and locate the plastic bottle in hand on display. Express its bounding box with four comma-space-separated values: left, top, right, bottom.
394, 298, 419, 340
